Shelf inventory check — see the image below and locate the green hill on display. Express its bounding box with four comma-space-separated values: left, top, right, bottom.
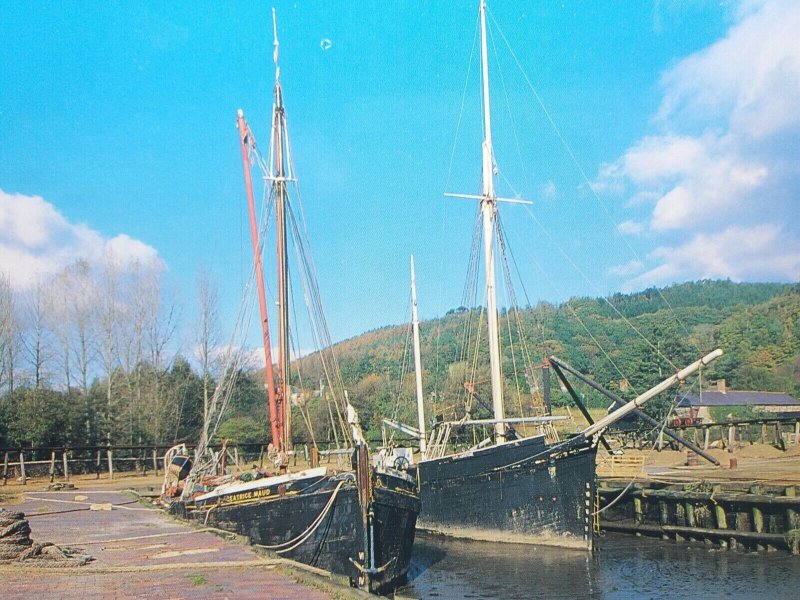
295, 280, 800, 436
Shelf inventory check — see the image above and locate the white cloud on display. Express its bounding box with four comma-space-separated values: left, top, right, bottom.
624, 224, 800, 291
593, 0, 800, 287
608, 259, 644, 277
0, 189, 162, 290
540, 180, 557, 200
617, 220, 645, 236
657, 0, 800, 140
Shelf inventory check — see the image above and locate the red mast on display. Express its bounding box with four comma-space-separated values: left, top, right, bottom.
237, 109, 282, 450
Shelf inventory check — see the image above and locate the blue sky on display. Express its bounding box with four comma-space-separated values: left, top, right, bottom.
1, 1, 798, 350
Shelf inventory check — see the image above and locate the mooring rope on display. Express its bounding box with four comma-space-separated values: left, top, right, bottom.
591, 479, 637, 517
255, 480, 346, 554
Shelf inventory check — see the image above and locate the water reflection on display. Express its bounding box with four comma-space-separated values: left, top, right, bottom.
398, 532, 799, 599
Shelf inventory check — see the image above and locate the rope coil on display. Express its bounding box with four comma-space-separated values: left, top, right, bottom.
0, 509, 93, 566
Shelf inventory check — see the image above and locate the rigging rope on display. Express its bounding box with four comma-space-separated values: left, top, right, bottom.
487, 8, 699, 354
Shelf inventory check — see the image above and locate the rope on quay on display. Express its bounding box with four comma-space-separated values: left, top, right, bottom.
24, 495, 151, 511
0, 558, 280, 575
51, 528, 216, 547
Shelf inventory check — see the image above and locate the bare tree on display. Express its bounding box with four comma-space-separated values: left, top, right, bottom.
114, 258, 178, 444
44, 269, 73, 392
67, 260, 96, 394
21, 282, 52, 389
142, 262, 178, 444
96, 253, 122, 443
195, 267, 219, 425
0, 273, 17, 394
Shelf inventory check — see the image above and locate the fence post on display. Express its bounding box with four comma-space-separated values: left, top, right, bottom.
95, 450, 101, 479
63, 450, 70, 481
152, 448, 158, 475
107, 448, 114, 480
2, 451, 8, 485
141, 449, 147, 476
20, 451, 26, 485
49, 451, 56, 483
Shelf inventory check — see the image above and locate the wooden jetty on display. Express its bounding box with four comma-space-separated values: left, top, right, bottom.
598, 480, 800, 555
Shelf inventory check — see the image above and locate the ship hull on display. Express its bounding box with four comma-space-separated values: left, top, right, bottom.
413, 435, 597, 549
173, 472, 419, 592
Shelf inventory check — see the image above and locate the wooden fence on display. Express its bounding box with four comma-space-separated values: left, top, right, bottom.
612, 416, 800, 452
0, 440, 379, 485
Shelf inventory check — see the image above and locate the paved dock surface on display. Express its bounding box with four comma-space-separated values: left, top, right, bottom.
0, 489, 346, 599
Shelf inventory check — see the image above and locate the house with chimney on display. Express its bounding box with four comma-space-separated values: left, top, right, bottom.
676, 379, 800, 423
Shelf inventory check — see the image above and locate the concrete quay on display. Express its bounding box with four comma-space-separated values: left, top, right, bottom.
0, 486, 368, 599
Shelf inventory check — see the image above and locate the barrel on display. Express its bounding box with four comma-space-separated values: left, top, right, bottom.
169, 455, 192, 481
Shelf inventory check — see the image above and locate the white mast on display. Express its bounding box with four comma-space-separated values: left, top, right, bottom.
478, 0, 506, 439
271, 8, 292, 450
410, 256, 427, 455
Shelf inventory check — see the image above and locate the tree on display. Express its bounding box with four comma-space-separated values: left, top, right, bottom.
7, 388, 68, 448
96, 253, 121, 443
194, 268, 219, 425
0, 273, 18, 395
21, 282, 52, 389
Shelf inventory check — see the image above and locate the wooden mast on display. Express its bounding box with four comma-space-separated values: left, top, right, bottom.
410, 256, 427, 455
271, 8, 292, 451
236, 109, 282, 449
478, 0, 506, 439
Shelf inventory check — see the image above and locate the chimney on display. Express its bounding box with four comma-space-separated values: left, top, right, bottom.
717, 379, 726, 394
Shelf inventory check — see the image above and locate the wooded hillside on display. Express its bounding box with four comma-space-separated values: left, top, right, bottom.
298, 280, 800, 436
1, 279, 797, 447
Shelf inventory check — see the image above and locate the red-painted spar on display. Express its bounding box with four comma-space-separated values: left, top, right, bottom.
236, 110, 282, 450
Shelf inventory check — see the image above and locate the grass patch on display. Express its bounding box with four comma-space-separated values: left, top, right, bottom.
185, 574, 208, 587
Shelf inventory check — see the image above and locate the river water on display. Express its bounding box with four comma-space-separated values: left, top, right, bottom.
396, 532, 800, 599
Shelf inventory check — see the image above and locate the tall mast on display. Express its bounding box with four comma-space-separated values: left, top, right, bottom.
478, 0, 506, 439
410, 256, 427, 455
237, 109, 282, 449
271, 8, 292, 450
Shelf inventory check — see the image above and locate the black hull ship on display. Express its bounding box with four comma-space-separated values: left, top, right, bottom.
414, 436, 597, 548
388, 0, 722, 552
163, 10, 418, 593
170, 456, 419, 591
408, 348, 719, 550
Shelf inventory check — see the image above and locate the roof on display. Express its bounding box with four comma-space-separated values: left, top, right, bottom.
678, 391, 800, 407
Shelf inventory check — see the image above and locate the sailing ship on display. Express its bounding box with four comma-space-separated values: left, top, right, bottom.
394, 0, 722, 550
162, 11, 419, 593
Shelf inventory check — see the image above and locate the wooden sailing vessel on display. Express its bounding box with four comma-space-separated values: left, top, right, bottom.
163, 11, 418, 592
401, 0, 722, 550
